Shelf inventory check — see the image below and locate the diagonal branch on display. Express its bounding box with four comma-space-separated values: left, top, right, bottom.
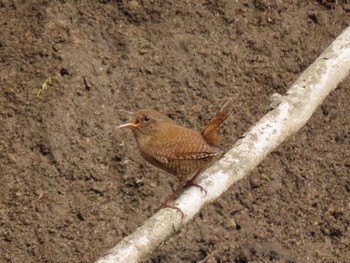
95, 26, 350, 263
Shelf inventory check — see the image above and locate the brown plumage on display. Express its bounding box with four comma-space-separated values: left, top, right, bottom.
118, 100, 234, 212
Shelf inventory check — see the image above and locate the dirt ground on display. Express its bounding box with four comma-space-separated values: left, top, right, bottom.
1, 1, 349, 262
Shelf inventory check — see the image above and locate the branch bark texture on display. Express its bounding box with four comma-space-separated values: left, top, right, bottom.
96, 26, 350, 263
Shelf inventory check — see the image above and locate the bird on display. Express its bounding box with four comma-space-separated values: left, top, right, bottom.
118, 100, 234, 215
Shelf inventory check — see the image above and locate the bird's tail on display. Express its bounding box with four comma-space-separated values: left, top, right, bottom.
201, 99, 234, 146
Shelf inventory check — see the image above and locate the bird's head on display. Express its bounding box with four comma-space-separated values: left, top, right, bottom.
118, 109, 174, 137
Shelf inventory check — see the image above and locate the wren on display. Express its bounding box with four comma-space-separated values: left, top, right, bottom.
118, 100, 234, 214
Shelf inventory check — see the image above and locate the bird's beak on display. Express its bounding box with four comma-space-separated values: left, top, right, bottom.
117, 109, 138, 129
117, 122, 138, 129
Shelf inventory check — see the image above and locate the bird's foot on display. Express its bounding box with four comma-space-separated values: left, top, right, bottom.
156, 202, 184, 218
186, 180, 207, 196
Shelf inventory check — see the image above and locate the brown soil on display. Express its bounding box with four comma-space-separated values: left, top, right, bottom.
1, 1, 349, 262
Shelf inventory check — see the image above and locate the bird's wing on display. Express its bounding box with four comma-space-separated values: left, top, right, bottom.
148, 127, 222, 164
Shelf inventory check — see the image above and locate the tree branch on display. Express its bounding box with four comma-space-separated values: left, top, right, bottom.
95, 26, 350, 263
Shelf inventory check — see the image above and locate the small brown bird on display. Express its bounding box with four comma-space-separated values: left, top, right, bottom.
118, 100, 234, 213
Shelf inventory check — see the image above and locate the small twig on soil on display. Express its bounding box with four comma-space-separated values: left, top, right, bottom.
261, 174, 270, 181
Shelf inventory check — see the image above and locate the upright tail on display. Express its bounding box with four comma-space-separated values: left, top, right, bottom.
201, 99, 234, 146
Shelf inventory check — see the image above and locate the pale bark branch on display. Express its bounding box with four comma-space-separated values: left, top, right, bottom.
95, 26, 350, 263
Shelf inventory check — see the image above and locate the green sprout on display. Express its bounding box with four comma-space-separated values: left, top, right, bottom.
36, 77, 52, 97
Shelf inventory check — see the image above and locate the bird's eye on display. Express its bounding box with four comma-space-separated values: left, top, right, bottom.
143, 115, 151, 122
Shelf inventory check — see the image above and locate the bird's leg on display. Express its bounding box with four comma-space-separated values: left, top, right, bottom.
155, 170, 208, 216
155, 182, 187, 218
185, 170, 207, 196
